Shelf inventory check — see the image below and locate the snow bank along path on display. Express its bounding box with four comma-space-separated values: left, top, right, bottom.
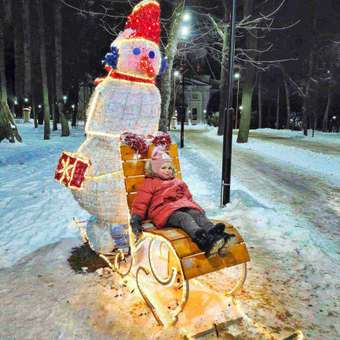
0, 124, 88, 268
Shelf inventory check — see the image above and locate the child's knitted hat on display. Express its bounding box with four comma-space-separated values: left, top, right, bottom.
151, 146, 172, 176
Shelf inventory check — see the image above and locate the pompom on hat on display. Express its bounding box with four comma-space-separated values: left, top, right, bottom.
124, 0, 160, 45
151, 146, 173, 178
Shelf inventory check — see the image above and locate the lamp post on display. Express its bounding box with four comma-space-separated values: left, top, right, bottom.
179, 11, 191, 148
180, 70, 186, 148
234, 72, 240, 129
221, 0, 237, 206
172, 70, 180, 129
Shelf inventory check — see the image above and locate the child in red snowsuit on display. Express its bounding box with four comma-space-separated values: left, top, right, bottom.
130, 146, 235, 256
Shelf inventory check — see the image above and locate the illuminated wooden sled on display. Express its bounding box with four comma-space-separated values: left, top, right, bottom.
100, 144, 250, 326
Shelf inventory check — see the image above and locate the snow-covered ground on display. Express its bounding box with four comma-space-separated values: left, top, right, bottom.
0, 122, 339, 339
0, 123, 89, 268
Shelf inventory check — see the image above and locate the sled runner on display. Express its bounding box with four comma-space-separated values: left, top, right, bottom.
100, 143, 250, 326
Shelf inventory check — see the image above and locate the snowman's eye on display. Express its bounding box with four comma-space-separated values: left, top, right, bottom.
133, 47, 141, 55
148, 51, 155, 59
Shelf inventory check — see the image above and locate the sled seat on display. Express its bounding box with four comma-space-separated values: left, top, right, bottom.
121, 144, 250, 280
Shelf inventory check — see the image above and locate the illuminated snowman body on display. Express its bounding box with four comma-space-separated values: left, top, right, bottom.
72, 0, 163, 253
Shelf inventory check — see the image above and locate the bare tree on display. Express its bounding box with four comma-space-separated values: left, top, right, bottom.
159, 1, 185, 132
55, 0, 70, 136
22, 0, 37, 128
257, 71, 262, 128
13, 0, 25, 118
0, 0, 22, 143
198, 0, 297, 142
36, 0, 51, 140
280, 65, 291, 129
208, 3, 230, 136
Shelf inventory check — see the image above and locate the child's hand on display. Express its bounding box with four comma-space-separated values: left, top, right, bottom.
130, 214, 144, 235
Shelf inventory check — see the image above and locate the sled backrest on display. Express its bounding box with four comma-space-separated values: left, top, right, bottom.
120, 144, 182, 210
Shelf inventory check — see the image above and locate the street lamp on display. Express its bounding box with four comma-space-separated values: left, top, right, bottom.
182, 11, 191, 22
221, 0, 237, 206
63, 95, 68, 103
234, 72, 240, 129
180, 26, 190, 39
172, 70, 181, 129
179, 15, 191, 148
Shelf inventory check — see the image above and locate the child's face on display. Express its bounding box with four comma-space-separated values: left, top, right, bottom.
159, 162, 174, 179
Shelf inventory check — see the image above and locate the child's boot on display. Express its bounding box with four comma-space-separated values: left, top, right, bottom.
206, 234, 226, 257
192, 229, 210, 253
207, 222, 225, 237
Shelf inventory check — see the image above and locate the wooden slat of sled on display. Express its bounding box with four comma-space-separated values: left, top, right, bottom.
181, 242, 250, 280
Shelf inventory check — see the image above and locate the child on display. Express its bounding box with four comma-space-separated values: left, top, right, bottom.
130, 146, 236, 256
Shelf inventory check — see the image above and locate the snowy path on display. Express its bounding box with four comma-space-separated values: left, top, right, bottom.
173, 128, 340, 339
181, 129, 340, 245
243, 130, 340, 155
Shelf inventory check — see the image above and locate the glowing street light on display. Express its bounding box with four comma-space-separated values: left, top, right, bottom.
182, 12, 191, 22
63, 95, 68, 103
239, 105, 243, 110
24, 98, 29, 103
180, 26, 190, 39
234, 72, 240, 80
38, 104, 42, 109
71, 104, 75, 109
174, 70, 180, 78
14, 99, 18, 105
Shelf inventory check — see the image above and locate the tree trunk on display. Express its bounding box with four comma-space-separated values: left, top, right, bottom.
302, 83, 310, 136
0, 0, 22, 143
22, 0, 34, 124
55, 0, 69, 136
159, 1, 184, 132
237, 0, 257, 143
237, 77, 254, 143
51, 92, 58, 130
283, 74, 291, 128
322, 86, 332, 132
258, 72, 262, 128
217, 22, 229, 135
13, 0, 24, 114
36, 0, 50, 140
302, 0, 317, 137
275, 86, 280, 129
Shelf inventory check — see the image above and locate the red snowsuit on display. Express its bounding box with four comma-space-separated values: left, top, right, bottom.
131, 177, 203, 228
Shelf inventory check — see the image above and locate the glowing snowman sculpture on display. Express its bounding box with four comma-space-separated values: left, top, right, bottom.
72, 0, 166, 253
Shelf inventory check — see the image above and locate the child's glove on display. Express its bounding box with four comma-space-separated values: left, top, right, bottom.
130, 214, 144, 236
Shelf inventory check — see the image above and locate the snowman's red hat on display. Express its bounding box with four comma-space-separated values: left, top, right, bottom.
123, 0, 160, 45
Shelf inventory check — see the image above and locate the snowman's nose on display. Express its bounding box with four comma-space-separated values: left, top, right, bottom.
139, 55, 155, 78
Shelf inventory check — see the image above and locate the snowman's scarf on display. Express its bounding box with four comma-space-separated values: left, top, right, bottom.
109, 70, 155, 85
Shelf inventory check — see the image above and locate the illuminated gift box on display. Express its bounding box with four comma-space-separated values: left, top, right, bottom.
55, 152, 91, 190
